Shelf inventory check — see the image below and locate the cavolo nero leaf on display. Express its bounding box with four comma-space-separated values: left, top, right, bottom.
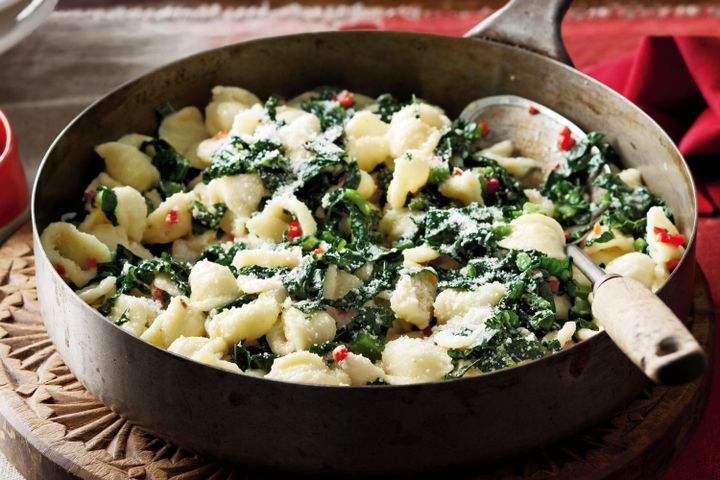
190, 201, 227, 235
93, 185, 118, 226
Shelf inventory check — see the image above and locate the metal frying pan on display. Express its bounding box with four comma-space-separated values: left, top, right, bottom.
31, 0, 699, 475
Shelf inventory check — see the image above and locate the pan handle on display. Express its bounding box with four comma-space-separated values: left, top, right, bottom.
464, 0, 573, 66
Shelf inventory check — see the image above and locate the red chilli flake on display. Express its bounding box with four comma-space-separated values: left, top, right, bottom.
452, 168, 463, 176
151, 285, 164, 300
334, 90, 354, 108
312, 248, 325, 255
563, 230, 569, 239
478, 121, 489, 137
55, 264, 66, 276
485, 177, 500, 195
528, 105, 539, 115
667, 258, 681, 272
548, 276, 560, 294
213, 128, 229, 140
85, 189, 96, 205
287, 220, 302, 240
653, 226, 686, 247
557, 126, 575, 151
165, 209, 179, 225
332, 345, 349, 362
422, 326, 433, 337
86, 257, 97, 269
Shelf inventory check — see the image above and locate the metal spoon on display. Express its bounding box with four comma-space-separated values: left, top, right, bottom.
461, 95, 706, 385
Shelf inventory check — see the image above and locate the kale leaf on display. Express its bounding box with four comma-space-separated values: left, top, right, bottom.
203, 137, 291, 190
190, 201, 227, 235
93, 185, 118, 226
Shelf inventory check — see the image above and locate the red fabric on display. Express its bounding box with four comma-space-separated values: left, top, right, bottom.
341, 12, 720, 480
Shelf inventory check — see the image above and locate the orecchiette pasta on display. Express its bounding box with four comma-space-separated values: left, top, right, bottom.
95, 141, 160, 191
43, 85, 684, 386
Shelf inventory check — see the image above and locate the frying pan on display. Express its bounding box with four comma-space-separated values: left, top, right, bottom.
31, 0, 699, 475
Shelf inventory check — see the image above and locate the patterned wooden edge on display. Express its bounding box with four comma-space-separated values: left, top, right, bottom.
0, 222, 713, 479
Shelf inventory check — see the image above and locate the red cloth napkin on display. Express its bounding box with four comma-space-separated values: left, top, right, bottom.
585, 36, 720, 480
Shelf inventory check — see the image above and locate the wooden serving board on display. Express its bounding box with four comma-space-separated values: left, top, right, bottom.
0, 222, 713, 479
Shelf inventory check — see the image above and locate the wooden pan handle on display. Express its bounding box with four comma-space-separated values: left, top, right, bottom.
463, 0, 574, 65
592, 274, 706, 385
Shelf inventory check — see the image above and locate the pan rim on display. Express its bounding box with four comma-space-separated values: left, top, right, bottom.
31, 29, 698, 390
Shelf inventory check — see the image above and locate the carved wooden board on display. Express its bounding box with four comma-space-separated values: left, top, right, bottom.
0, 222, 713, 479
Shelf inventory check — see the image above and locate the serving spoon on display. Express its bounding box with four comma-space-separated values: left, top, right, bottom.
461, 95, 706, 385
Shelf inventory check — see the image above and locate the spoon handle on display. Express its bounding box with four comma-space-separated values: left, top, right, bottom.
592, 274, 706, 385
464, 0, 573, 65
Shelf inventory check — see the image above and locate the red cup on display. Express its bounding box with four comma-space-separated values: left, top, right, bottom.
0, 109, 29, 240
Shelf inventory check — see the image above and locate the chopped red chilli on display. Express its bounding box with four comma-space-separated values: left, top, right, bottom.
528, 105, 539, 115
478, 121, 489, 137
86, 257, 97, 269
55, 264, 66, 276
312, 248, 325, 255
485, 177, 500, 195
452, 168, 463, 176
151, 285, 164, 300
85, 190, 96, 205
653, 226, 685, 247
332, 345, 349, 362
334, 90, 354, 108
213, 128, 229, 140
558, 126, 576, 151
422, 326, 433, 337
548, 276, 560, 294
287, 220, 302, 239
165, 209, 179, 225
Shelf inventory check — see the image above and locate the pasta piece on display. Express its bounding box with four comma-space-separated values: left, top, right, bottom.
438, 170, 484, 205
205, 174, 269, 237
480, 139, 514, 157
357, 170, 377, 200
159, 106, 208, 158
387, 150, 431, 209
206, 293, 281, 345
233, 247, 302, 270
109, 294, 163, 336
143, 192, 195, 244
431, 311, 495, 349
171, 230, 222, 263
205, 86, 261, 135
276, 107, 322, 166
322, 265, 363, 300
433, 282, 506, 324
378, 208, 422, 240
266, 351, 351, 385
265, 307, 336, 356
584, 227, 634, 266
386, 104, 446, 158
40, 222, 112, 288
554, 294, 571, 321
482, 153, 542, 177
246, 195, 317, 242
605, 251, 661, 290
646, 206, 684, 269
618, 168, 643, 187
382, 337, 452, 385
189, 260, 241, 311
345, 111, 391, 171
168, 336, 240, 372
141, 296, 205, 348
335, 352, 385, 385
112, 186, 148, 242
402, 244, 440, 266
83, 172, 122, 211
523, 188, 555, 216
117, 133, 153, 149
498, 213, 566, 259
389, 271, 437, 329
575, 328, 601, 341
542, 321, 577, 349
76, 276, 116, 306
95, 142, 160, 192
